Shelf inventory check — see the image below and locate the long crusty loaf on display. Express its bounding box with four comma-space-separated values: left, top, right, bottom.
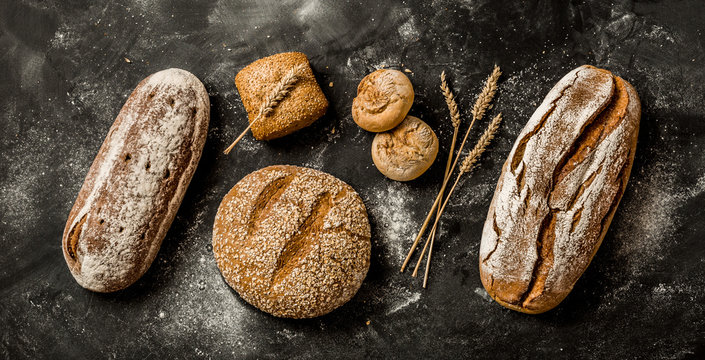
479, 65, 641, 314
62, 68, 210, 293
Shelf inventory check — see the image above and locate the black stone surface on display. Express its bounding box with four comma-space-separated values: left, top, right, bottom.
1, 0, 704, 358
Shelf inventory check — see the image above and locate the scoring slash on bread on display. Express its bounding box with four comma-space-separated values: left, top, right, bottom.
62, 69, 210, 293
372, 115, 439, 181
479, 65, 641, 314
212, 165, 371, 319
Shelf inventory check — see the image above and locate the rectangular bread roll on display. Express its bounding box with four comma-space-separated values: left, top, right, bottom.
62, 69, 210, 293
235, 52, 328, 140
479, 65, 641, 314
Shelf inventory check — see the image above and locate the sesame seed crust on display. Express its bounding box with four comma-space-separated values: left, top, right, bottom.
212, 165, 371, 318
234, 52, 329, 140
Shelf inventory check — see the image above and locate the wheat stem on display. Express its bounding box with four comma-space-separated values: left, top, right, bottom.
410, 71, 460, 279
224, 64, 306, 154
412, 113, 503, 280
401, 190, 443, 272
415, 113, 503, 281
401, 71, 460, 273
401, 65, 501, 275
422, 226, 436, 288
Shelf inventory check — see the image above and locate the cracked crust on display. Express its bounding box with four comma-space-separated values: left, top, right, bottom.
352, 69, 414, 132
61, 68, 210, 293
479, 65, 641, 314
212, 165, 371, 319
371, 115, 438, 181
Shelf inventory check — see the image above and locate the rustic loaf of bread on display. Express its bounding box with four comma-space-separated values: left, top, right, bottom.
212, 165, 371, 319
235, 52, 328, 140
62, 68, 210, 293
479, 65, 641, 314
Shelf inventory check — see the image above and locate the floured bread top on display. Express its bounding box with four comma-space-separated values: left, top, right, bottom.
352, 69, 414, 132
212, 165, 371, 319
62, 68, 210, 292
480, 65, 641, 313
371, 115, 439, 181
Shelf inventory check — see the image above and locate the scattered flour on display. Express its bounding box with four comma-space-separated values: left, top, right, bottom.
473, 287, 492, 302
386, 291, 421, 315
295, 0, 326, 24
614, 163, 705, 275
366, 181, 417, 265
645, 25, 676, 44
51, 23, 81, 49
397, 14, 420, 41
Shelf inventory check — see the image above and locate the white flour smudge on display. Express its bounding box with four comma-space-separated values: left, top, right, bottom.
398, 16, 420, 41
473, 287, 492, 302
614, 162, 705, 275
366, 181, 417, 265
386, 291, 421, 314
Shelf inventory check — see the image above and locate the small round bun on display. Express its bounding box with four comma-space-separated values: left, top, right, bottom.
212, 165, 371, 319
352, 69, 414, 132
371, 116, 439, 181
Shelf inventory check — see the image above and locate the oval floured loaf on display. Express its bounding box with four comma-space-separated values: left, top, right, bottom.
62, 68, 210, 293
479, 65, 641, 314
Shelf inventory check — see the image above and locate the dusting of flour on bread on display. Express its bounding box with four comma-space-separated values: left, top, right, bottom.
64, 68, 210, 292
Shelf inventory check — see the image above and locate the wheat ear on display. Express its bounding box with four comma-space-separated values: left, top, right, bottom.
411, 72, 461, 283
224, 64, 306, 154
401, 65, 501, 273
415, 113, 503, 285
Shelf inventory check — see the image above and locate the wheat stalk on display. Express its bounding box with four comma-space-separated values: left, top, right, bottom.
401, 65, 502, 274
410, 72, 462, 283
415, 113, 503, 286
224, 64, 306, 154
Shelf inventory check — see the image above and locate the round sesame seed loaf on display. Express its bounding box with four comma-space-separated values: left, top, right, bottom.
212, 165, 371, 318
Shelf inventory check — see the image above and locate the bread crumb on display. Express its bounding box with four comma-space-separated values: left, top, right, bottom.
124, 57, 131, 63
329, 81, 334, 87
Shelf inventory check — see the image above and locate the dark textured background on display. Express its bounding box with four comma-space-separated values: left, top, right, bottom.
1, 0, 704, 358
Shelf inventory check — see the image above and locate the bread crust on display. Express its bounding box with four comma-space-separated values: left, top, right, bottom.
234, 52, 328, 140
352, 69, 414, 132
212, 165, 371, 319
371, 116, 438, 181
62, 68, 210, 293
479, 65, 641, 314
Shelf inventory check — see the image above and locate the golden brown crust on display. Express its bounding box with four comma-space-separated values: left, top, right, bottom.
371, 116, 438, 181
212, 165, 371, 319
62, 69, 210, 293
352, 69, 414, 132
479, 65, 641, 314
234, 52, 328, 140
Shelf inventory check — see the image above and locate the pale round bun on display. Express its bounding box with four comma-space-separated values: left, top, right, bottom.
352, 69, 414, 132
212, 165, 371, 319
371, 116, 439, 181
